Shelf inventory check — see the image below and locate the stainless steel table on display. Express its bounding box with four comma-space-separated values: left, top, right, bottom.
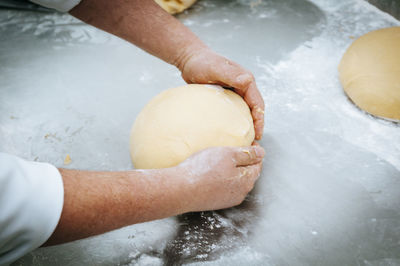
1, 0, 399, 265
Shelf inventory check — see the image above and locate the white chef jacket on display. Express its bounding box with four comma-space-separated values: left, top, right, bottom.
1, 1, 80, 265
30, 0, 81, 12
0, 153, 64, 265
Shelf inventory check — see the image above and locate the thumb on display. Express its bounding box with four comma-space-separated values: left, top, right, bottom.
212, 61, 253, 94
233, 146, 265, 167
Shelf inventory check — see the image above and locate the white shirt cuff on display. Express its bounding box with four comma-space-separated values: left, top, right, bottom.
0, 153, 64, 265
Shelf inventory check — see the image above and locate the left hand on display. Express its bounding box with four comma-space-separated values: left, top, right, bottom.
178, 48, 265, 140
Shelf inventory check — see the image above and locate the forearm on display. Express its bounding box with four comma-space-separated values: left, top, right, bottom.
45, 167, 186, 246
69, 0, 207, 69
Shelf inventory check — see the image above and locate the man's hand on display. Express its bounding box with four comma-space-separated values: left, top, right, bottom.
175, 145, 265, 212
46, 146, 264, 246
178, 48, 265, 140
70, 0, 265, 140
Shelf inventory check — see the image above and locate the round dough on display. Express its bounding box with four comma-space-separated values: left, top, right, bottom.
154, 0, 197, 14
338, 27, 400, 121
130, 84, 255, 169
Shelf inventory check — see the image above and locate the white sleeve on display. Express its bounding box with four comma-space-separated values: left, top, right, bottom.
30, 0, 81, 12
0, 153, 64, 265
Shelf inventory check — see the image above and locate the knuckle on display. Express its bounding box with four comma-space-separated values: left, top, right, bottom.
243, 72, 253, 81
234, 196, 245, 206
247, 72, 255, 81
236, 73, 253, 86
250, 150, 257, 160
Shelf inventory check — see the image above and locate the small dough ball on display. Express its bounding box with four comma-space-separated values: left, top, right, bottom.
338, 27, 400, 121
130, 84, 255, 169
154, 0, 197, 14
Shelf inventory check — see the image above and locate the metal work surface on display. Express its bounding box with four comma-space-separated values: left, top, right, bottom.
1, 0, 399, 265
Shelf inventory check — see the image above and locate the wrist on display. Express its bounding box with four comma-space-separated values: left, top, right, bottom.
161, 167, 192, 214
129, 168, 190, 218
173, 41, 209, 72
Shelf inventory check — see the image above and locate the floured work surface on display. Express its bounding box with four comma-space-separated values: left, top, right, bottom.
0, 0, 399, 265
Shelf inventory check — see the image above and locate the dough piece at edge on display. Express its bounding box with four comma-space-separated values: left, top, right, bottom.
338, 27, 400, 121
154, 0, 198, 14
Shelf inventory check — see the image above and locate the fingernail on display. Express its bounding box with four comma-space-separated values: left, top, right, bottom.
254, 146, 265, 158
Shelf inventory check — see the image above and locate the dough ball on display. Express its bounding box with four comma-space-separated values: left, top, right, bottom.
154, 0, 197, 14
130, 84, 255, 169
338, 27, 400, 121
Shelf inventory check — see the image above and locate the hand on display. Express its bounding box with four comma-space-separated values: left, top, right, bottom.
174, 145, 265, 212
46, 145, 264, 245
178, 48, 265, 140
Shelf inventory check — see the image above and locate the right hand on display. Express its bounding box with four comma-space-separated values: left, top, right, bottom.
178, 48, 265, 140
175, 145, 265, 212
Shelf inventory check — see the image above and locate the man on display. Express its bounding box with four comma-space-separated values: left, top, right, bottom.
0, 0, 265, 264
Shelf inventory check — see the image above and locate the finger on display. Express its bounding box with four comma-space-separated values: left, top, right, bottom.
212, 61, 253, 94
233, 146, 265, 167
244, 83, 265, 140
252, 141, 260, 146
240, 162, 263, 180
253, 112, 264, 140
211, 63, 265, 140
207, 58, 265, 139
239, 162, 263, 191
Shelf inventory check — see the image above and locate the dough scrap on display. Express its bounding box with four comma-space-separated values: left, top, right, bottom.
338, 27, 400, 121
154, 0, 197, 14
64, 154, 72, 165
130, 84, 255, 169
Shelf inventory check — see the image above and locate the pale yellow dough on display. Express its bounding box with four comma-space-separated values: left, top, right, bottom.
154, 0, 197, 14
338, 27, 400, 121
130, 84, 255, 169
